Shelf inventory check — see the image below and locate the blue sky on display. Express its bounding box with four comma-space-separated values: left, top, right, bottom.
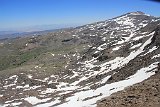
0, 0, 160, 31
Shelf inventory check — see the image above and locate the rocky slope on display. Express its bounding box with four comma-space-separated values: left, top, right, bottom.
97, 72, 160, 107
0, 11, 160, 107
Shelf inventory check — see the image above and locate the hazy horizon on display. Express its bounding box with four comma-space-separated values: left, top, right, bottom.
0, 23, 82, 32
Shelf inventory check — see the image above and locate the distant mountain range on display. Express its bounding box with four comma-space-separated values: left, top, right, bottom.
0, 24, 80, 39
0, 29, 59, 39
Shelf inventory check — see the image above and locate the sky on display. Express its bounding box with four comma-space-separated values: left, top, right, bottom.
0, 0, 160, 31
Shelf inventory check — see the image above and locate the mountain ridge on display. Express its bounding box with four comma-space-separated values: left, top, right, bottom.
0, 11, 160, 107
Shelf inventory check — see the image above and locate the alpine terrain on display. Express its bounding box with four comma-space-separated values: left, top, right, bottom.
0, 11, 160, 107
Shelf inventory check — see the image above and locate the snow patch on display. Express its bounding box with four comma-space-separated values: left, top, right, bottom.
24, 96, 51, 105
152, 54, 160, 59
55, 62, 158, 107
130, 43, 141, 49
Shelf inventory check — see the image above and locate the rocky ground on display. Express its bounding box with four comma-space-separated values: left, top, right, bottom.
97, 69, 160, 107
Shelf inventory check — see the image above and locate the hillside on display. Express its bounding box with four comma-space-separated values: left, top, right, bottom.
0, 11, 160, 107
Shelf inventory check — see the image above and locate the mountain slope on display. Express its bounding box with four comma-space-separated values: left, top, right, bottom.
97, 72, 160, 107
0, 11, 160, 107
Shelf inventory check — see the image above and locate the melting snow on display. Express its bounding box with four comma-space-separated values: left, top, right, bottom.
9, 75, 17, 79
152, 54, 160, 59
54, 62, 158, 107
27, 74, 32, 79
35, 99, 60, 107
114, 15, 134, 27
112, 46, 121, 51
97, 43, 107, 51
132, 36, 144, 41
130, 43, 142, 49
51, 53, 55, 56
143, 46, 158, 56
24, 97, 51, 105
